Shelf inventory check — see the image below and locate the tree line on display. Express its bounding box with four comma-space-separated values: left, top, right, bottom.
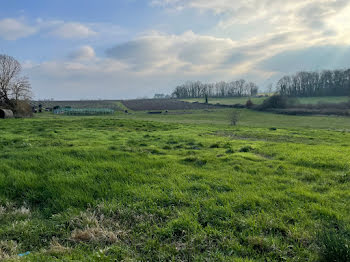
171, 80, 259, 99
276, 69, 350, 97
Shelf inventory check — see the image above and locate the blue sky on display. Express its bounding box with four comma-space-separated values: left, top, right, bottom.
1, 0, 350, 99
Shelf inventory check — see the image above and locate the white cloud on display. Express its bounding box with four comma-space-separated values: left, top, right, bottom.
25, 58, 166, 100
148, 0, 350, 86
105, 29, 338, 75
152, 0, 349, 19
24, 31, 250, 99
24, 25, 350, 99
106, 31, 245, 73
14, 0, 350, 98
50, 22, 97, 39
0, 18, 37, 40
20, 31, 290, 99
69, 45, 96, 60
152, 0, 350, 41
0, 18, 116, 41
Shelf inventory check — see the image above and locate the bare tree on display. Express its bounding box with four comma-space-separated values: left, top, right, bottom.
276, 68, 350, 97
11, 76, 32, 101
0, 54, 32, 110
247, 82, 259, 96
266, 83, 274, 94
171, 80, 259, 99
229, 110, 241, 126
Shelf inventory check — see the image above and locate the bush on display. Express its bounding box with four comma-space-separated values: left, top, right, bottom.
246, 99, 254, 108
14, 100, 33, 117
258, 95, 298, 110
259, 95, 289, 109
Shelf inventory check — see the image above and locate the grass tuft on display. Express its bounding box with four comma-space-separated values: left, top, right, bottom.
317, 227, 350, 262
239, 145, 254, 152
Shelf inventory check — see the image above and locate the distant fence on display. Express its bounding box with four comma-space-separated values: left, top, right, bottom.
53, 108, 115, 116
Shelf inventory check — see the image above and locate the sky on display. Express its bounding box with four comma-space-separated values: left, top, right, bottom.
1, 0, 350, 100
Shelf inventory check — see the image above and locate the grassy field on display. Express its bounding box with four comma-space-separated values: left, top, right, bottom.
1, 109, 350, 261
182, 96, 350, 106
118, 109, 350, 130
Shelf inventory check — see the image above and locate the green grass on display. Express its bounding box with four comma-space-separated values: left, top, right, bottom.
182, 96, 349, 106
115, 101, 130, 112
117, 109, 350, 130
0, 110, 350, 261
296, 96, 350, 104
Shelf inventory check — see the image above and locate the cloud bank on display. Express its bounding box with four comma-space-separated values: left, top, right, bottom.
5, 0, 350, 99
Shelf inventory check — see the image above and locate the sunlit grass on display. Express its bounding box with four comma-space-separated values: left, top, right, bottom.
0, 111, 349, 261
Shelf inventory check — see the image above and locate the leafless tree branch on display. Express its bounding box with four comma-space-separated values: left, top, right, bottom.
0, 54, 32, 110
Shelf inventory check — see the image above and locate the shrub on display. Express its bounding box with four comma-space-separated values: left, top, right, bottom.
258, 95, 297, 110
260, 95, 288, 109
246, 99, 254, 108
14, 100, 33, 117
